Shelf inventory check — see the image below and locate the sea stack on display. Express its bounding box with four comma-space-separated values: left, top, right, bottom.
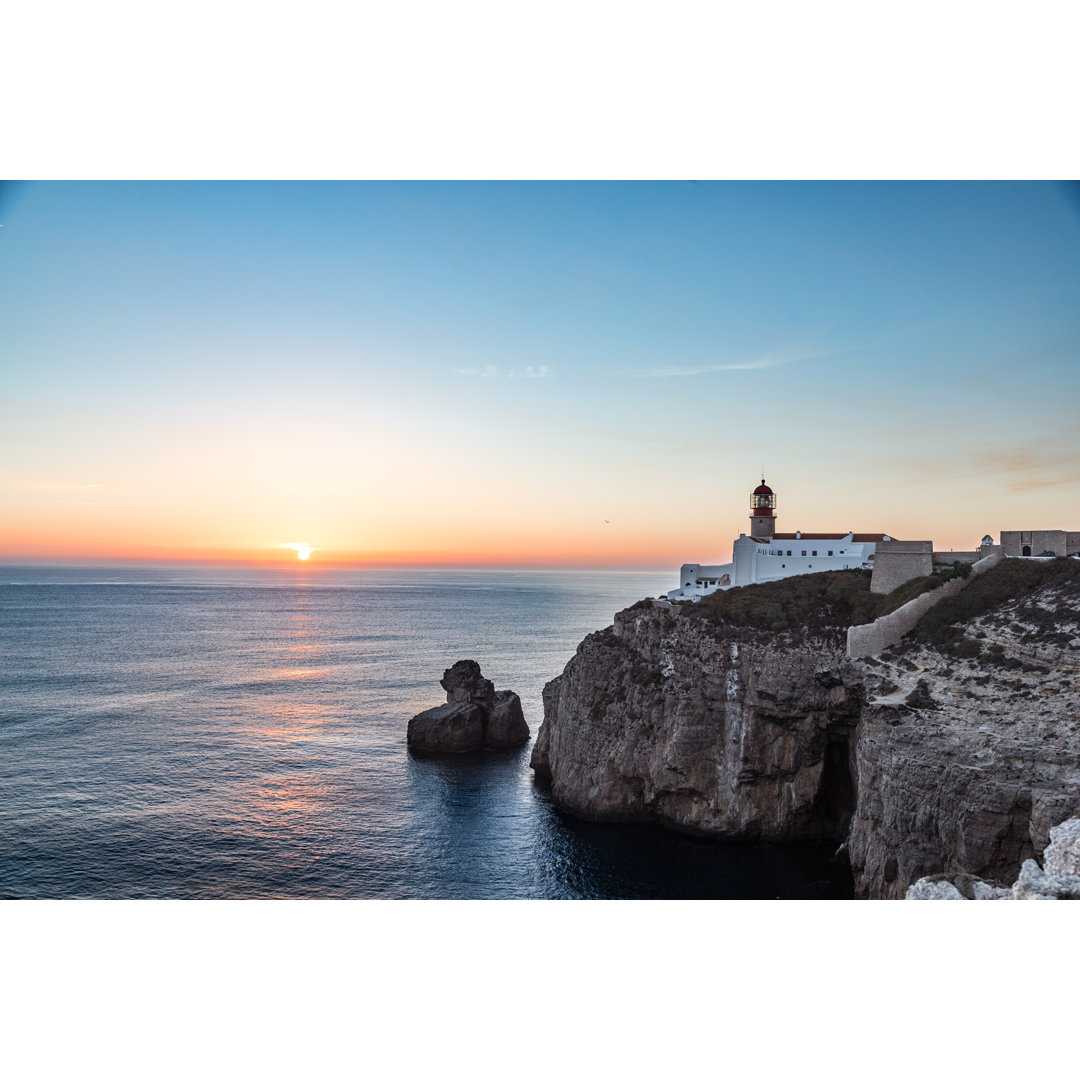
407, 660, 529, 753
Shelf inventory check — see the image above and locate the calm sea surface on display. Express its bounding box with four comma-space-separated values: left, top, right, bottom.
1, 566, 851, 899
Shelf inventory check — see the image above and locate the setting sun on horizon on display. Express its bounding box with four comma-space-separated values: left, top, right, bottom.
281, 542, 315, 561
2, 181, 1078, 571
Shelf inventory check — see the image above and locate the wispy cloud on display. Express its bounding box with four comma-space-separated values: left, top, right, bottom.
21, 483, 102, 492
897, 444, 1080, 492
0, 478, 107, 506
452, 364, 553, 379
633, 347, 835, 378
975, 447, 1080, 492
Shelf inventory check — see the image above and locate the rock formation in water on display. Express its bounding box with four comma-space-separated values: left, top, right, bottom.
530, 562, 1080, 898
408, 660, 529, 753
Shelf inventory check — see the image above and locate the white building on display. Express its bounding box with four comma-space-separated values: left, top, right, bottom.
667, 479, 891, 601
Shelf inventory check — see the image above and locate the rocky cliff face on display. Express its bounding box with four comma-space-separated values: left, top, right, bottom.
531, 563, 1080, 898
530, 601, 864, 841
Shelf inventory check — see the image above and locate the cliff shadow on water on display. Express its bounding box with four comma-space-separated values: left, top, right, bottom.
535, 797, 854, 899
404, 741, 853, 898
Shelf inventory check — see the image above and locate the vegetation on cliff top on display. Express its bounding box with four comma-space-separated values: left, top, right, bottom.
683, 569, 870, 634
680, 567, 949, 636
667, 559, 1078, 644
906, 558, 1080, 649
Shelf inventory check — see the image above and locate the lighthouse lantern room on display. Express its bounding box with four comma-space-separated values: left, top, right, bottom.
750, 479, 776, 539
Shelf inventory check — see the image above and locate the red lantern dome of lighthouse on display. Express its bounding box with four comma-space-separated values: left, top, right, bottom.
751, 479, 775, 516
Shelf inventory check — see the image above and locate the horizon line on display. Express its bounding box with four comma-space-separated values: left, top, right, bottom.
0, 556, 676, 573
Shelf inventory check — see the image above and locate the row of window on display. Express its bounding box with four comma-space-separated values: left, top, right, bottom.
765, 549, 845, 557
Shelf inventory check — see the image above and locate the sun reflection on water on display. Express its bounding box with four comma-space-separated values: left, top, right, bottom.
249, 774, 329, 829
241, 698, 334, 742
265, 666, 328, 682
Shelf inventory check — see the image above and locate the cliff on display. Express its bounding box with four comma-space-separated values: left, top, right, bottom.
531, 561, 1080, 898
531, 581, 867, 841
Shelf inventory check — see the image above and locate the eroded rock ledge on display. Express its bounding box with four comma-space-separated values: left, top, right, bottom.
408, 660, 529, 754
906, 818, 1080, 899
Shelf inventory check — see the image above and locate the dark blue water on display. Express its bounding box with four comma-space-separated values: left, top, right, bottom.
0, 566, 851, 898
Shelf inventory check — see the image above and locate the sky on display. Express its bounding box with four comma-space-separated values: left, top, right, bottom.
1, 180, 1078, 567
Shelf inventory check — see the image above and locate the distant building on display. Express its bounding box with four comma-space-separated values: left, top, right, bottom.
1000, 530, 1080, 558
667, 479, 892, 601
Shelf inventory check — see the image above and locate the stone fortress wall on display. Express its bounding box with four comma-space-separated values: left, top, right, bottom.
872, 534, 1002, 598
1000, 530, 1080, 558
870, 540, 933, 595
848, 550, 1004, 659
931, 549, 984, 566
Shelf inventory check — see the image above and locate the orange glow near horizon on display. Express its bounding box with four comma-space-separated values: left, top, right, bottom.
0, 465, 1069, 570
0, 525, 1039, 570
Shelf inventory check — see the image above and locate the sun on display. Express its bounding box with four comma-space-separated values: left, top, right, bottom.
281, 542, 316, 561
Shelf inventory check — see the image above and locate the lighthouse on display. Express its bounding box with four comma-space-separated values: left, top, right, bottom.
667, 476, 890, 600
750, 478, 776, 539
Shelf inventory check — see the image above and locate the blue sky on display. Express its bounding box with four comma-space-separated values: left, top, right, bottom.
1, 181, 1077, 563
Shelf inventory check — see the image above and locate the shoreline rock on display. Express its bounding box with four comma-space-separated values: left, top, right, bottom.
906, 817, 1080, 899
408, 660, 529, 754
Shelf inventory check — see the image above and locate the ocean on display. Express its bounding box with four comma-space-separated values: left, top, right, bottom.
0, 566, 852, 899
